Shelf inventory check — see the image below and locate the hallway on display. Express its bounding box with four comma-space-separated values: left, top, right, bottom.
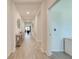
8, 36, 72, 59
7, 0, 72, 59
8, 35, 48, 59
7, 0, 48, 59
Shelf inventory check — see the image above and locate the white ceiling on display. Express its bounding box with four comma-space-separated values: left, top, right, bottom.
13, 0, 56, 20
13, 0, 42, 20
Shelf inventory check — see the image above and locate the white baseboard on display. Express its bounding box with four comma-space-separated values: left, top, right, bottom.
7, 50, 12, 58
47, 49, 64, 56
7, 48, 16, 58
48, 49, 64, 52
47, 51, 53, 56
40, 48, 53, 56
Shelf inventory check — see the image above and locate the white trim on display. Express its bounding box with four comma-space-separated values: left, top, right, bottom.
7, 46, 16, 58
7, 50, 12, 58
52, 50, 64, 52
47, 50, 53, 56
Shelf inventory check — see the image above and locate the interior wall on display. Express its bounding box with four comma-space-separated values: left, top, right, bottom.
40, 0, 48, 52
32, 17, 37, 39
7, 0, 14, 57
33, 0, 48, 53
7, 0, 23, 57
12, 3, 22, 35
20, 19, 25, 32
37, 11, 41, 41
48, 0, 72, 52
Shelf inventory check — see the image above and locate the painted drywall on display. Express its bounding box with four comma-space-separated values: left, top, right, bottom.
7, 0, 14, 57
48, 0, 72, 51
32, 17, 38, 40
20, 19, 25, 32
39, 0, 48, 52
12, 3, 21, 35
7, 0, 24, 57
32, 0, 48, 53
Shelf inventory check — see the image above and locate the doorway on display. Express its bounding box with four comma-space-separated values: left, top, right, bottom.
25, 26, 31, 35
24, 24, 32, 40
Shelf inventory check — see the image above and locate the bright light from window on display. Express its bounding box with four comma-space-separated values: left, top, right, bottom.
26, 11, 30, 14
25, 26, 30, 30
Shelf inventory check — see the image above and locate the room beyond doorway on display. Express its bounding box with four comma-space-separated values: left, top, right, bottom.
24, 24, 32, 40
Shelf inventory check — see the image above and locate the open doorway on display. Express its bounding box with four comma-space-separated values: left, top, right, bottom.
25, 26, 31, 35
24, 22, 32, 40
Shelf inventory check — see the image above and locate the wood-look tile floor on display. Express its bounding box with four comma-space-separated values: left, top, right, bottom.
49, 52, 72, 59
8, 34, 72, 59
8, 36, 48, 59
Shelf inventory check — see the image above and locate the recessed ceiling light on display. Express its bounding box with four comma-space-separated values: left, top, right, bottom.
26, 11, 30, 14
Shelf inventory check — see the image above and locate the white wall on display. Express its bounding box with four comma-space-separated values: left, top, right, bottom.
32, 17, 38, 40
41, 0, 48, 51
12, 3, 22, 34
7, 0, 24, 57
20, 19, 25, 33
48, 0, 72, 52
36, 0, 48, 52
7, 0, 14, 57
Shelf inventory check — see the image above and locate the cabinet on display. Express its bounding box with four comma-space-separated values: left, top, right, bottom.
64, 38, 72, 56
